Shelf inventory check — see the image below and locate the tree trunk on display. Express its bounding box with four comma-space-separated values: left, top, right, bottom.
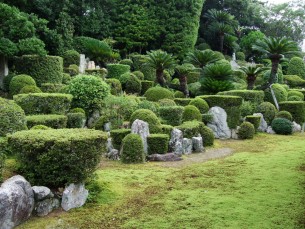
220, 34, 224, 54
269, 57, 280, 86
156, 69, 165, 87
247, 74, 256, 90
179, 74, 189, 97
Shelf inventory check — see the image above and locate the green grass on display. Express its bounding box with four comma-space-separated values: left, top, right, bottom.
17, 133, 305, 229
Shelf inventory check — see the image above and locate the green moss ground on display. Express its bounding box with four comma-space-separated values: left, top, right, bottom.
16, 133, 305, 229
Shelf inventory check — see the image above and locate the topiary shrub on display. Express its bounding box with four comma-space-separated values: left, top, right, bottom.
198, 95, 243, 128
174, 98, 193, 106
264, 83, 288, 105
14, 93, 72, 115
8, 129, 107, 187
19, 85, 42, 94
275, 111, 293, 121
202, 113, 214, 124
271, 118, 293, 135
85, 69, 107, 79
105, 78, 122, 95
68, 75, 110, 114
287, 57, 305, 79
288, 96, 302, 101
174, 91, 185, 98
137, 100, 159, 114
121, 134, 145, 164
0, 98, 27, 137
17, 37, 47, 56
256, 102, 277, 125
119, 59, 133, 67
279, 101, 305, 124
189, 98, 209, 114
158, 99, 176, 107
187, 71, 200, 84
67, 112, 86, 128
177, 121, 201, 138
63, 50, 80, 67
130, 109, 161, 133
40, 83, 65, 93
144, 87, 174, 102
287, 90, 304, 100
140, 80, 154, 95
147, 134, 169, 155
236, 52, 246, 61
132, 71, 144, 80
69, 107, 86, 114
30, 125, 51, 130
3, 73, 16, 92
9, 74, 36, 96
245, 115, 261, 132
14, 55, 63, 86
110, 129, 131, 150
160, 124, 174, 137
188, 82, 202, 97
106, 64, 130, 79
240, 101, 255, 117
238, 122, 255, 139
182, 105, 202, 122
218, 90, 264, 105
159, 106, 184, 126
199, 123, 214, 146
62, 73, 71, 85
26, 114, 67, 129
283, 75, 305, 88
125, 74, 141, 94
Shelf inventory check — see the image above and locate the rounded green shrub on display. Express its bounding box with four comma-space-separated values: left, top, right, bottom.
110, 129, 131, 150
245, 115, 261, 132
68, 75, 110, 113
158, 99, 176, 107
236, 52, 245, 61
177, 121, 201, 138
125, 74, 141, 94
132, 71, 144, 80
69, 108, 86, 114
105, 78, 122, 95
271, 118, 293, 135
14, 93, 73, 115
202, 113, 213, 124
159, 106, 184, 126
85, 69, 107, 79
238, 122, 255, 139
283, 75, 305, 88
240, 101, 255, 117
288, 96, 302, 101
18, 37, 47, 56
30, 125, 51, 130
174, 91, 185, 98
8, 129, 107, 187
119, 59, 133, 67
160, 124, 174, 137
130, 109, 161, 133
121, 134, 145, 164
93, 116, 109, 130
182, 105, 202, 122
14, 55, 63, 86
144, 87, 174, 102
187, 71, 200, 84
40, 83, 65, 93
174, 98, 193, 106
9, 74, 36, 96
19, 85, 42, 94
287, 57, 305, 79
218, 90, 264, 105
189, 98, 209, 114
3, 73, 16, 92
140, 80, 154, 95
287, 90, 304, 100
199, 124, 214, 146
26, 114, 68, 129
0, 98, 27, 137
171, 78, 180, 85
256, 102, 277, 125
62, 73, 71, 85
107, 64, 130, 79
67, 112, 86, 128
279, 101, 305, 124
63, 50, 80, 67
275, 111, 293, 121
137, 100, 159, 114
147, 134, 169, 155
264, 84, 288, 105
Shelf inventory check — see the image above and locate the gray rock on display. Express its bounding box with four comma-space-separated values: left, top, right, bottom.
182, 138, 192, 155
231, 129, 239, 140
131, 119, 150, 154
292, 121, 301, 133
104, 122, 111, 132
107, 149, 120, 160
147, 153, 182, 162
87, 110, 100, 128
61, 183, 88, 212
207, 107, 231, 139
107, 138, 113, 153
35, 198, 60, 217
169, 128, 184, 155
79, 54, 86, 74
0, 175, 34, 229
253, 113, 268, 132
32, 186, 53, 201
266, 126, 275, 134
192, 137, 204, 152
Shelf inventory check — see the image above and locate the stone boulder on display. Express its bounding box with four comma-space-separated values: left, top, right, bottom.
192, 137, 204, 152
253, 113, 268, 132
32, 186, 53, 201
266, 126, 275, 134
131, 119, 150, 154
292, 121, 301, 133
61, 183, 88, 212
147, 153, 182, 162
0, 175, 34, 229
182, 138, 192, 154
107, 149, 120, 160
35, 198, 60, 217
169, 128, 183, 156
207, 107, 231, 139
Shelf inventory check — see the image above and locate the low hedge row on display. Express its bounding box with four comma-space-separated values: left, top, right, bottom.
40, 83, 65, 93
177, 121, 201, 138
26, 114, 68, 129
279, 101, 305, 124
159, 106, 184, 126
147, 134, 169, 155
218, 90, 264, 105
110, 129, 131, 150
67, 112, 86, 128
106, 64, 130, 79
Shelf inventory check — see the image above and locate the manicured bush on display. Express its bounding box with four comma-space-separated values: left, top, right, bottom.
202, 113, 213, 124
14, 55, 63, 86
69, 108, 86, 114
287, 57, 305, 79
159, 106, 184, 126
119, 59, 133, 67
199, 124, 214, 146
67, 112, 86, 128
0, 98, 27, 137
8, 129, 107, 187
182, 105, 202, 122
189, 98, 209, 114
144, 87, 174, 102
272, 118, 293, 135
288, 96, 302, 101
14, 93, 72, 115
63, 50, 80, 67
264, 83, 288, 105
199, 95, 242, 128
105, 78, 122, 95
62, 73, 71, 85
107, 64, 130, 79
141, 80, 154, 95
245, 115, 261, 132
92, 116, 109, 131
218, 90, 264, 105
279, 101, 305, 124
256, 102, 277, 125
26, 114, 67, 129
158, 99, 176, 107
9, 74, 36, 96
40, 83, 65, 93
30, 125, 51, 130
240, 101, 255, 117
188, 82, 202, 97
18, 37, 47, 56
287, 90, 304, 100
275, 111, 293, 121
147, 134, 169, 155
68, 75, 110, 113
3, 73, 16, 92
187, 71, 200, 84
177, 121, 201, 138
121, 134, 145, 164
137, 100, 159, 114
174, 91, 185, 98
283, 75, 305, 88
130, 109, 161, 133
174, 98, 193, 106
85, 69, 107, 79
110, 129, 131, 150
19, 85, 42, 94
160, 124, 174, 137
118, 72, 132, 89
125, 74, 142, 94
132, 71, 145, 80
238, 122, 255, 139
236, 52, 246, 61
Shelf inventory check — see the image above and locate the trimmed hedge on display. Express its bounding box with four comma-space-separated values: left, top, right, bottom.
174, 98, 193, 106
279, 101, 305, 124
30, 125, 51, 130
144, 87, 174, 102
271, 118, 293, 135
107, 64, 130, 79
40, 83, 65, 93
63, 50, 80, 67
288, 96, 302, 101
283, 75, 305, 88
141, 80, 154, 95
238, 122, 255, 139
19, 85, 42, 94
105, 78, 122, 95
187, 71, 200, 84
125, 74, 142, 94
26, 115, 68, 129
275, 111, 293, 121
159, 106, 184, 126
147, 134, 169, 155
177, 121, 201, 138
182, 105, 202, 122
218, 90, 264, 105
256, 102, 277, 125
121, 134, 145, 164
0, 98, 27, 137
199, 123, 214, 146
14, 55, 63, 86
245, 115, 261, 132
198, 95, 242, 128
132, 71, 145, 80
264, 84, 288, 105
287, 90, 304, 100
130, 109, 161, 133
189, 98, 209, 114
14, 93, 72, 115
8, 129, 107, 187
119, 59, 133, 67
158, 99, 176, 107
85, 69, 107, 79
110, 129, 131, 150
67, 112, 86, 128
137, 100, 159, 114
287, 57, 305, 79
174, 91, 185, 98
9, 74, 36, 96
160, 124, 174, 137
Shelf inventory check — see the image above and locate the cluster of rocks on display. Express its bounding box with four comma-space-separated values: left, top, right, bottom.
0, 175, 88, 229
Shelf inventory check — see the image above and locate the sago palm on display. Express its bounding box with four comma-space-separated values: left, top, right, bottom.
175, 64, 196, 97
238, 64, 269, 90
185, 49, 220, 69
